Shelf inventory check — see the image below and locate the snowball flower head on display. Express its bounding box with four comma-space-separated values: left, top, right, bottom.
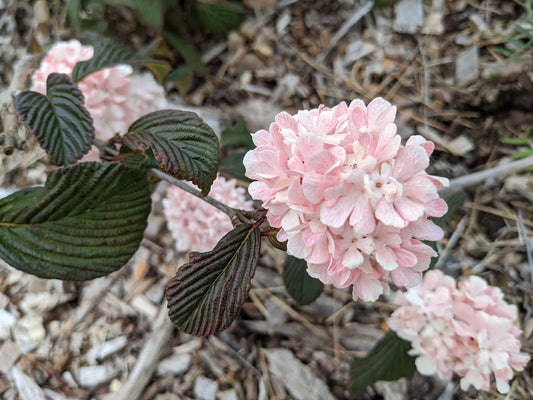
388, 270, 530, 394
31, 40, 167, 159
163, 175, 254, 253
243, 98, 448, 301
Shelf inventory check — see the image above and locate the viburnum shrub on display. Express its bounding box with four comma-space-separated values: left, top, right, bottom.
0, 38, 529, 395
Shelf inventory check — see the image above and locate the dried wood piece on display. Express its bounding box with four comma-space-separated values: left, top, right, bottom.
0, 309, 16, 341
423, 0, 444, 34
0, 340, 20, 375
86, 335, 128, 364
263, 348, 335, 400
13, 313, 46, 353
157, 352, 192, 375
193, 376, 219, 400
77, 364, 116, 388
11, 367, 46, 400
130, 294, 158, 320
393, 0, 424, 34
115, 303, 174, 400
455, 46, 479, 86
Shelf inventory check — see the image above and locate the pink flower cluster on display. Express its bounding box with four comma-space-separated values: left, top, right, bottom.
243, 98, 448, 301
31, 40, 167, 160
163, 175, 254, 253
388, 270, 530, 393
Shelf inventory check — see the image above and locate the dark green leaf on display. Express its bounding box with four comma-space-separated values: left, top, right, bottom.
141, 60, 172, 84
220, 119, 253, 148
430, 192, 465, 228
122, 109, 220, 196
193, 2, 244, 35
500, 137, 530, 145
65, 0, 82, 31
166, 223, 262, 336
165, 65, 194, 95
220, 152, 249, 182
71, 37, 153, 81
106, 0, 164, 32
511, 148, 533, 160
493, 46, 518, 59
0, 162, 151, 280
164, 32, 205, 74
283, 255, 323, 305
373, 0, 399, 8
15, 73, 94, 166
349, 331, 416, 395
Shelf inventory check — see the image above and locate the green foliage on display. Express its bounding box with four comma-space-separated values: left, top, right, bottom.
15, 73, 94, 166
430, 192, 465, 228
191, 2, 245, 35
166, 222, 262, 336
282, 255, 324, 306
106, 0, 164, 32
65, 0, 245, 93
66, 0, 163, 33
0, 162, 151, 280
220, 119, 253, 148
122, 110, 220, 196
349, 331, 417, 395
220, 153, 249, 182
72, 38, 155, 82
501, 127, 533, 167
373, 0, 399, 8
163, 32, 206, 95
219, 119, 253, 181
494, 8, 533, 59
164, 32, 205, 75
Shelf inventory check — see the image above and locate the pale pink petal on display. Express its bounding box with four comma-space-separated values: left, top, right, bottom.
366, 97, 397, 128
349, 196, 376, 234
375, 199, 407, 228
415, 354, 437, 375
394, 196, 425, 222
392, 145, 430, 181
320, 194, 355, 228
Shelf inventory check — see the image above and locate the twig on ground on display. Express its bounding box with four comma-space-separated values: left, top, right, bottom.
115, 301, 174, 400
434, 215, 469, 269
517, 209, 533, 285
440, 154, 533, 197
318, 0, 375, 62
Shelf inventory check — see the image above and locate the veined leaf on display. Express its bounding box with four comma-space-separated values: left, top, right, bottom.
122, 109, 219, 196
283, 255, 323, 306
349, 331, 416, 395
0, 162, 151, 280
72, 37, 153, 81
193, 2, 244, 35
15, 73, 94, 166
166, 223, 262, 336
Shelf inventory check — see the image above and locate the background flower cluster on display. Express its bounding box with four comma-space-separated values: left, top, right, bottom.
388, 270, 530, 393
31, 40, 167, 160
